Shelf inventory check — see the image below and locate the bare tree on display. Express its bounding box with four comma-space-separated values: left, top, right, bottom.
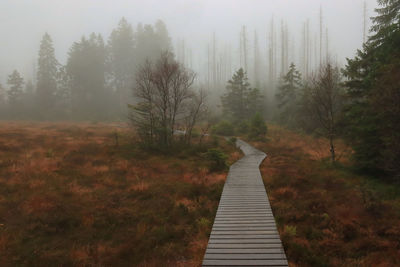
184, 88, 208, 144
128, 60, 156, 144
301, 62, 344, 162
241, 26, 248, 73
129, 51, 199, 148
268, 17, 276, 87
319, 6, 323, 66
253, 30, 260, 87
363, 1, 368, 44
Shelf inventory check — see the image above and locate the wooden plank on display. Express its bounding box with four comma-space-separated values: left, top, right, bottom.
202, 259, 288, 266
212, 228, 278, 231
204, 254, 287, 260
215, 214, 273, 218
211, 230, 279, 235
209, 234, 281, 239
208, 239, 283, 244
215, 217, 274, 220
207, 243, 283, 249
205, 248, 285, 254
213, 220, 276, 223
216, 213, 273, 216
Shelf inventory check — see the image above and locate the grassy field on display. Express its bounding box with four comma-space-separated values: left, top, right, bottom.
251, 125, 400, 266
2, 122, 399, 266
0, 122, 240, 266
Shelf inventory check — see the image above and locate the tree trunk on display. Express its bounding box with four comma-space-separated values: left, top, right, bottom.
330, 134, 335, 162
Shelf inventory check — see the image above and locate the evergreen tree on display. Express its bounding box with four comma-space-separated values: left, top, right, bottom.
135, 20, 172, 66
37, 33, 59, 113
67, 33, 108, 119
25, 80, 34, 95
370, 0, 400, 46
22, 80, 35, 116
249, 112, 268, 140
343, 0, 400, 178
0, 83, 5, 106
276, 63, 302, 125
154, 20, 172, 52
0, 83, 5, 119
56, 65, 72, 117
7, 70, 24, 106
221, 68, 263, 121
108, 18, 135, 111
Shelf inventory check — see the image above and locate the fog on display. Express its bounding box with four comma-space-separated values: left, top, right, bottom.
1, 0, 378, 84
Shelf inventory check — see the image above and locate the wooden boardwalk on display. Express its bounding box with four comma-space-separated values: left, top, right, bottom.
202, 139, 288, 266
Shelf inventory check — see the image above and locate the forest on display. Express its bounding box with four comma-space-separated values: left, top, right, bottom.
0, 0, 399, 266
1, 0, 398, 181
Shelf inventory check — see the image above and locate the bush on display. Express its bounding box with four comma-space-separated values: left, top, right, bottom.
228, 136, 237, 145
211, 121, 234, 136
205, 148, 228, 171
236, 121, 250, 134
248, 113, 267, 140
284, 225, 297, 237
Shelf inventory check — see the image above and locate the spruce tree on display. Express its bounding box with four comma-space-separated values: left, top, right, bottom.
135, 20, 172, 66
37, 33, 58, 113
7, 70, 24, 106
0, 83, 5, 119
221, 68, 263, 121
276, 63, 302, 126
154, 20, 172, 52
56, 65, 71, 117
67, 33, 107, 119
108, 18, 135, 111
343, 0, 400, 178
0, 83, 5, 106
23, 80, 35, 115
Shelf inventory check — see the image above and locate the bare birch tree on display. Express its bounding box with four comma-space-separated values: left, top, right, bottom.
301, 62, 344, 162
129, 51, 202, 148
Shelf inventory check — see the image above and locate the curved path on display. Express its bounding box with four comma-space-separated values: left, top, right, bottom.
202, 139, 288, 266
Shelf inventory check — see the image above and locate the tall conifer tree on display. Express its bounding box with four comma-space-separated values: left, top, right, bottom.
344, 0, 400, 178
7, 70, 24, 106
37, 33, 58, 112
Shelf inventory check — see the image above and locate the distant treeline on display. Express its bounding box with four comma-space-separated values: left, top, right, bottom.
0, 18, 171, 120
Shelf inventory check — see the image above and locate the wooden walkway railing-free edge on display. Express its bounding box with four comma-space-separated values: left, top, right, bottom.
202, 139, 288, 266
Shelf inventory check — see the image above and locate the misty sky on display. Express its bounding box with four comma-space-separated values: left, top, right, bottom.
0, 0, 378, 84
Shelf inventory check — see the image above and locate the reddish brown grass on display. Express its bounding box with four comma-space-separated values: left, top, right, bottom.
250, 124, 400, 266
0, 121, 234, 266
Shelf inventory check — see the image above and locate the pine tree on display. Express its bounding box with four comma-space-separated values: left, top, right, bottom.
56, 65, 71, 116
17, 80, 34, 117
154, 20, 172, 52
0, 83, 5, 106
108, 18, 135, 111
135, 20, 172, 67
344, 0, 400, 178
37, 33, 58, 112
370, 0, 400, 45
25, 80, 34, 95
67, 33, 107, 119
276, 63, 302, 126
221, 68, 263, 121
0, 83, 5, 118
277, 63, 302, 107
7, 70, 24, 106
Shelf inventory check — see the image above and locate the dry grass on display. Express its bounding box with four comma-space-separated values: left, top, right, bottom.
250, 124, 400, 266
0, 121, 237, 266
